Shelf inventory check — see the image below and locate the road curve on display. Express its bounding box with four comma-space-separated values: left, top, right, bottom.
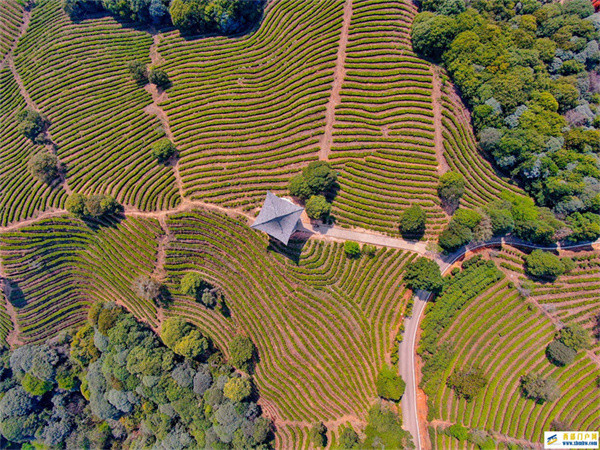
398, 236, 600, 450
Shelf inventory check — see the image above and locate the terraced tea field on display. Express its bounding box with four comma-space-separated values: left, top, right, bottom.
0, 215, 162, 343
424, 250, 600, 447
164, 208, 414, 426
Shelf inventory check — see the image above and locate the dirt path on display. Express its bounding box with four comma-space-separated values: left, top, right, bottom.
431, 68, 450, 175
143, 31, 185, 199
4, 5, 72, 195
318, 0, 352, 161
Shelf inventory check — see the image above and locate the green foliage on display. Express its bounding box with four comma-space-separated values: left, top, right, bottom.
453, 209, 482, 229
305, 195, 331, 220
289, 161, 337, 200
85, 194, 119, 218
404, 257, 444, 293
21, 373, 53, 396
148, 68, 170, 89
70, 324, 99, 367
363, 403, 412, 449
448, 423, 469, 441
63, 0, 104, 20
132, 276, 161, 301
375, 365, 406, 401
228, 336, 255, 372
438, 219, 473, 253
169, 0, 263, 35
151, 138, 177, 163
288, 174, 312, 199
343, 241, 361, 258
559, 324, 591, 351
28, 152, 59, 184
162, 317, 209, 360
546, 340, 576, 366
521, 373, 560, 403
567, 212, 600, 242
17, 109, 49, 142
447, 366, 487, 401
411, 12, 458, 58
338, 426, 359, 449
309, 422, 327, 448
223, 377, 251, 402
524, 250, 569, 280
65, 193, 87, 218
437, 171, 466, 206
128, 60, 147, 84
362, 244, 377, 258
399, 205, 427, 238
180, 272, 206, 298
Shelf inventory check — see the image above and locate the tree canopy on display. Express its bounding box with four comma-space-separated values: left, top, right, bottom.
403, 257, 444, 293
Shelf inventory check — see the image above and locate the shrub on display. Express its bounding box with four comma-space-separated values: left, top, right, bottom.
344, 241, 361, 258
362, 244, 377, 258
151, 138, 177, 163
65, 193, 88, 218
567, 212, 600, 241
375, 365, 405, 401
338, 426, 359, 449
223, 377, 251, 402
128, 61, 147, 84
524, 250, 568, 280
521, 373, 560, 403
180, 272, 206, 298
228, 336, 255, 372
448, 423, 468, 441
546, 340, 576, 366
446, 367, 487, 401
148, 69, 170, 88
85, 194, 119, 218
305, 195, 331, 220
132, 276, 161, 301
559, 324, 591, 351
437, 171, 465, 206
28, 153, 59, 184
403, 257, 443, 293
309, 422, 327, 448
399, 205, 426, 238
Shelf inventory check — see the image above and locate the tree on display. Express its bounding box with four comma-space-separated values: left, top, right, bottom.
399, 205, 426, 238
486, 207, 514, 236
362, 244, 377, 258
151, 138, 177, 163
437, 171, 465, 206
128, 61, 147, 84
411, 12, 458, 58
65, 193, 88, 217
169, 0, 263, 35
28, 153, 59, 184
375, 365, 405, 401
404, 257, 443, 292
338, 426, 359, 449
362, 403, 410, 449
148, 69, 170, 89
546, 340, 576, 366
524, 250, 568, 280
288, 174, 312, 199
161, 317, 209, 360
302, 161, 337, 194
17, 109, 49, 141
305, 195, 331, 220
452, 209, 482, 229
85, 194, 119, 217
228, 336, 255, 372
309, 422, 327, 448
559, 324, 591, 351
63, 0, 103, 20
438, 219, 473, 253
343, 241, 361, 258
180, 272, 206, 298
446, 366, 487, 401
521, 373, 560, 403
223, 377, 251, 402
21, 373, 53, 396
132, 276, 161, 301
567, 212, 600, 242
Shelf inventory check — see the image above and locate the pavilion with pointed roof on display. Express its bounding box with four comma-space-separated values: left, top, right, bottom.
251, 192, 304, 245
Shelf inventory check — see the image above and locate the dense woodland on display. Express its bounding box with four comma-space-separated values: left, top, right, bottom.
412, 0, 600, 229
62, 0, 264, 35
0, 304, 273, 449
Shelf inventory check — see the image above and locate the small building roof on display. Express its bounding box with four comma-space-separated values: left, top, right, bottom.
251, 192, 304, 245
